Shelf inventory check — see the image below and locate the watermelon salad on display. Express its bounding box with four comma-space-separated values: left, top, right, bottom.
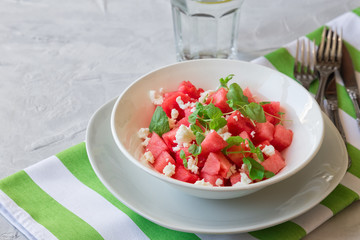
137, 74, 293, 187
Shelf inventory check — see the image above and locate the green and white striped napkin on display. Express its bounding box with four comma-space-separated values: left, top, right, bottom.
1, 7, 360, 240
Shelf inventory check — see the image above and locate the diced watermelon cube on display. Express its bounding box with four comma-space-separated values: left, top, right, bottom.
239, 131, 251, 141
207, 87, 233, 113
226, 144, 250, 167
153, 151, 176, 173
253, 122, 275, 143
161, 92, 190, 120
200, 172, 224, 186
243, 87, 256, 103
201, 152, 221, 175
230, 171, 241, 185
271, 124, 293, 151
262, 102, 281, 125
217, 152, 232, 178
200, 130, 228, 156
172, 164, 200, 183
175, 108, 193, 127
226, 110, 254, 135
261, 150, 285, 174
162, 127, 178, 150
146, 133, 169, 159
178, 81, 203, 99
174, 146, 190, 165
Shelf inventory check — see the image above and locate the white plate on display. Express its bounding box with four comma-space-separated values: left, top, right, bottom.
86, 99, 348, 234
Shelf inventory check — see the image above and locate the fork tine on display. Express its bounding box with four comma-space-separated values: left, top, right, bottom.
324, 28, 332, 62
337, 28, 343, 63
330, 28, 337, 62
301, 39, 305, 73
317, 28, 326, 61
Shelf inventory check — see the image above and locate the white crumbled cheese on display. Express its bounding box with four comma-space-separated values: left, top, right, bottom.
220, 132, 232, 141
149, 90, 163, 105
226, 165, 237, 179
198, 90, 214, 103
215, 178, 224, 186
174, 124, 196, 145
250, 131, 256, 138
141, 137, 150, 147
171, 108, 179, 119
262, 145, 275, 156
240, 172, 253, 184
172, 145, 181, 152
187, 156, 199, 174
163, 162, 176, 177
232, 173, 252, 187
217, 126, 231, 140
194, 179, 213, 186
141, 151, 154, 164
176, 96, 192, 110
168, 118, 176, 129
137, 128, 150, 139
241, 163, 249, 172
233, 115, 238, 121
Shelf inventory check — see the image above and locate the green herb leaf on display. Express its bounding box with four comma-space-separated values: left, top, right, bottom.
204, 103, 223, 119
195, 132, 205, 145
222, 136, 245, 153
180, 150, 188, 168
243, 157, 265, 180
149, 106, 170, 137
227, 83, 249, 110
244, 102, 266, 123
219, 74, 234, 90
190, 124, 203, 134
264, 170, 275, 179
209, 117, 227, 131
189, 144, 202, 156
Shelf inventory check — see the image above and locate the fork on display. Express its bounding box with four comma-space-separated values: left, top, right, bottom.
315, 27, 342, 111
294, 39, 317, 90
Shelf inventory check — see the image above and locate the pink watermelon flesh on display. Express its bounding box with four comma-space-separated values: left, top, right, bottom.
172, 164, 199, 183
200, 130, 228, 157
146, 133, 169, 159
226, 111, 254, 135
261, 150, 285, 174
207, 87, 233, 113
230, 172, 241, 185
271, 124, 293, 151
200, 172, 224, 186
153, 151, 176, 173
253, 122, 275, 143
162, 127, 178, 150
201, 152, 221, 176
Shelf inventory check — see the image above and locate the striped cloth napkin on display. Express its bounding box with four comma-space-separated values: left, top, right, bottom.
1, 7, 360, 240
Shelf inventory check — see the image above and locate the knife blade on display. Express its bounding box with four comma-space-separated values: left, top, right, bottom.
325, 73, 352, 169
340, 43, 360, 129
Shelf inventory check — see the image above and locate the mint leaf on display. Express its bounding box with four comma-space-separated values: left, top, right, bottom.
180, 150, 188, 168
189, 144, 202, 156
219, 74, 234, 90
195, 132, 205, 145
204, 103, 223, 119
149, 106, 170, 137
244, 102, 266, 123
222, 136, 245, 153
209, 117, 227, 131
243, 157, 265, 180
264, 170, 275, 179
227, 83, 249, 110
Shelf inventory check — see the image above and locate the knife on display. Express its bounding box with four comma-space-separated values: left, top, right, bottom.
324, 73, 352, 169
340, 43, 360, 129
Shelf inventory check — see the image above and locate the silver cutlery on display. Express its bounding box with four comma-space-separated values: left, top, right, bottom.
315, 28, 342, 111
340, 43, 360, 129
294, 39, 317, 90
324, 73, 352, 169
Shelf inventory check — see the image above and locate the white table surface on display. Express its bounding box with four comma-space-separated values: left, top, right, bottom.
1, 0, 360, 239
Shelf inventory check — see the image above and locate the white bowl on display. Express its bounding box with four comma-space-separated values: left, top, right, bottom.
110, 59, 324, 199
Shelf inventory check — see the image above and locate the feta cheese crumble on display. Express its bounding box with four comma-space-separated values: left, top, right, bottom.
174, 124, 196, 145
163, 162, 176, 177
194, 179, 213, 186
262, 145, 275, 156
141, 151, 154, 164
215, 178, 224, 186
137, 128, 150, 139
149, 90, 163, 105
176, 96, 191, 110
198, 90, 214, 103
187, 156, 199, 174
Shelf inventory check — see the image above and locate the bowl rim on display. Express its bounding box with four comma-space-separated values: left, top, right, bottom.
110, 59, 325, 193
